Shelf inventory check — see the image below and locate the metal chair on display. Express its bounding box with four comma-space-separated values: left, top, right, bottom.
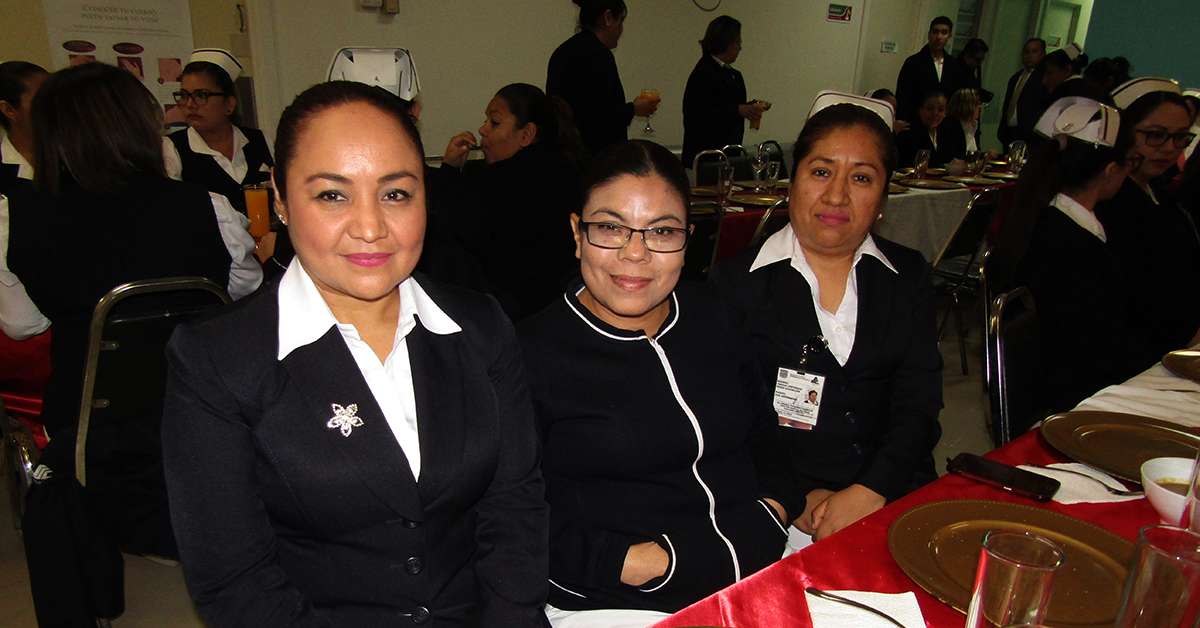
2, 396, 33, 530
691, 149, 729, 186
759, 139, 787, 175
749, 198, 790, 249
987, 287, 1048, 446
683, 201, 724, 281
931, 187, 1002, 375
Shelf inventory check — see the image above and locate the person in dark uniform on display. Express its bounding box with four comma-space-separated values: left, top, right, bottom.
1095, 78, 1200, 356
1042, 44, 1108, 106
896, 91, 965, 167
998, 38, 1048, 150
164, 49, 273, 216
948, 38, 993, 103
894, 16, 964, 125
991, 97, 1157, 412
681, 15, 760, 169
0, 61, 46, 194
546, 0, 658, 158
712, 92, 942, 544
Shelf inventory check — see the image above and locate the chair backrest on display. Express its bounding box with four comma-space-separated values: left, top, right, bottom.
987, 286, 1048, 446
749, 198, 791, 249
75, 277, 232, 485
932, 187, 1003, 271
682, 201, 724, 281
759, 139, 787, 173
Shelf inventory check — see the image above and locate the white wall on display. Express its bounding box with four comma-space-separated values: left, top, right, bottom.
248, 0, 930, 157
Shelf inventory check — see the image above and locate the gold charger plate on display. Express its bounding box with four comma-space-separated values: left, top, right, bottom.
942, 176, 1003, 186
982, 171, 1020, 180
988, 159, 1009, 167
898, 179, 965, 190
690, 185, 717, 196
888, 183, 908, 195
728, 194, 780, 207
1041, 411, 1200, 482
926, 167, 947, 176
1162, 349, 1200, 384
889, 499, 1133, 628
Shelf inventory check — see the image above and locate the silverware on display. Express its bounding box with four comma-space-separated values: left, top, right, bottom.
805, 587, 908, 628
1026, 463, 1144, 496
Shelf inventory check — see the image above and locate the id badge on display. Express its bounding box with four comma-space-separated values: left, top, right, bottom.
774, 367, 826, 430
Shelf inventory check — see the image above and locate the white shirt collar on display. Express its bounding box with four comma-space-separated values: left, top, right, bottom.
750, 225, 898, 275
711, 55, 731, 69
1051, 192, 1106, 242
187, 125, 248, 158
1, 136, 33, 180
277, 258, 460, 361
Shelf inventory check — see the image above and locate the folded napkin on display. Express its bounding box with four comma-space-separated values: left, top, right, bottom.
1019, 463, 1143, 505
806, 590, 925, 628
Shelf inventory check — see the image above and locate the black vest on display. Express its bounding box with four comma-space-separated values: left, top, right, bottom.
6, 178, 234, 434
168, 126, 274, 216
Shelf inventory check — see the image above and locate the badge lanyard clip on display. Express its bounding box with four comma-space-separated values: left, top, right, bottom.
798, 335, 829, 368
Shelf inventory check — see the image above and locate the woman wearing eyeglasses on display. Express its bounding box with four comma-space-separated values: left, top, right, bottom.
518, 140, 797, 626
164, 49, 274, 217
1095, 78, 1200, 356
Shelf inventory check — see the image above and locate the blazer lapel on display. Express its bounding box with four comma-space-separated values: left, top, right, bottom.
407, 323, 467, 510
765, 263, 842, 375
281, 328, 424, 520
844, 257, 896, 371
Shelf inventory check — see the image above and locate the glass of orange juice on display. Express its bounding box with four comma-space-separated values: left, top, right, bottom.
243, 183, 272, 239
640, 87, 660, 135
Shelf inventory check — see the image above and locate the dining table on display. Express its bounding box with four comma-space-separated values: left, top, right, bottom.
650, 355, 1200, 628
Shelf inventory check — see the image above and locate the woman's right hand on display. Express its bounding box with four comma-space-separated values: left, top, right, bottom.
620, 540, 669, 586
443, 131, 477, 169
633, 96, 660, 118
793, 488, 834, 535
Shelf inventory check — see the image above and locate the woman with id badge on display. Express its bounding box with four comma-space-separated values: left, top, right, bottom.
711, 92, 943, 543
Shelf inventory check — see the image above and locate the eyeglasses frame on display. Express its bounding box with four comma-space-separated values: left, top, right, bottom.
578, 220, 693, 253
172, 89, 230, 106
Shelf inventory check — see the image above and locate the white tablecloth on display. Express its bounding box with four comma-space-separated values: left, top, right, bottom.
873, 187, 974, 262
1074, 361, 1200, 429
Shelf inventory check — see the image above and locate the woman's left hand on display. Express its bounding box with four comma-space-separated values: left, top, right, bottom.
810, 484, 885, 541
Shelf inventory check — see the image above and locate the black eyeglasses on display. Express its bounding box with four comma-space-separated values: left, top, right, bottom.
579, 221, 690, 253
172, 89, 228, 106
1135, 128, 1196, 149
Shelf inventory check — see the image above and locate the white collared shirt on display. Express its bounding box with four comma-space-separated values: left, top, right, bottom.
1051, 193, 1106, 242
932, 52, 944, 81
162, 126, 274, 184
1, 135, 33, 181
751, 227, 898, 365
961, 119, 979, 152
277, 259, 462, 480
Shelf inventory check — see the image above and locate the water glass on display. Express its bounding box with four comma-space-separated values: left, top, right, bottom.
914, 150, 931, 179
1008, 141, 1027, 173
715, 164, 735, 207
965, 530, 1063, 628
1114, 525, 1200, 627
765, 162, 781, 191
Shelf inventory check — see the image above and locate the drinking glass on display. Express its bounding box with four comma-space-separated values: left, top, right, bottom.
1114, 525, 1200, 628
640, 88, 660, 135
243, 183, 272, 239
964, 530, 1063, 628
967, 150, 985, 175
765, 161, 781, 192
748, 146, 770, 192
914, 149, 932, 179
715, 164, 735, 207
749, 99, 770, 130
1008, 141, 1027, 173
1182, 451, 1200, 533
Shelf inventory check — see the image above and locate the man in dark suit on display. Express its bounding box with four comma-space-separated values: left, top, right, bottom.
998, 38, 1048, 150
895, 16, 963, 125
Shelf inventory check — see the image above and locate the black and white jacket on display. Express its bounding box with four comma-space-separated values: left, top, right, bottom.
518, 281, 799, 614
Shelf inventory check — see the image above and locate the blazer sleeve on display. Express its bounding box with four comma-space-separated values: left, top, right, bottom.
469, 299, 552, 628
682, 63, 745, 131
161, 325, 333, 628
852, 259, 943, 500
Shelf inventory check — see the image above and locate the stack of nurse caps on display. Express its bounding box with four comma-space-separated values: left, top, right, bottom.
1034, 96, 1120, 147
1110, 77, 1181, 110
191, 48, 242, 81
328, 48, 420, 101
807, 90, 894, 130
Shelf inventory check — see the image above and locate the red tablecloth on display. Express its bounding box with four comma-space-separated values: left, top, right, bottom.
0, 329, 51, 447
651, 429, 1158, 628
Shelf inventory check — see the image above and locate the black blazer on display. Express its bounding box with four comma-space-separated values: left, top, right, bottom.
162, 275, 550, 627
546, 30, 634, 158
681, 56, 748, 168
896, 123, 965, 168
710, 236, 943, 501
895, 46, 965, 124
997, 67, 1048, 149
168, 126, 274, 216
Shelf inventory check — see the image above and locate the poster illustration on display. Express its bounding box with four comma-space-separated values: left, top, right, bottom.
42, 0, 194, 117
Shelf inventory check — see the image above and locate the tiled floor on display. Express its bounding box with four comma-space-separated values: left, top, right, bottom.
0, 302, 994, 627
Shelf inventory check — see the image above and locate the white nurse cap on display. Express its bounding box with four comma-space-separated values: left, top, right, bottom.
1062, 43, 1083, 61
807, 90, 895, 130
328, 48, 420, 101
1110, 77, 1182, 110
1034, 96, 1120, 147
190, 48, 242, 81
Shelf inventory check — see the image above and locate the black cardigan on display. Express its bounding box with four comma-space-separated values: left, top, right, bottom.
518, 282, 798, 614
710, 235, 943, 502
546, 30, 635, 158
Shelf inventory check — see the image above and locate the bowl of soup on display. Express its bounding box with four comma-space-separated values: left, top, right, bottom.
1141, 457, 1196, 525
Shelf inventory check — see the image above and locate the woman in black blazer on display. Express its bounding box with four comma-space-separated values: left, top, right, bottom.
162, 81, 550, 627
896, 91, 964, 167
711, 93, 943, 543
681, 16, 758, 168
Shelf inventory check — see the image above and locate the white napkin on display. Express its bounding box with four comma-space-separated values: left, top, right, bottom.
806, 590, 925, 628
1019, 463, 1143, 505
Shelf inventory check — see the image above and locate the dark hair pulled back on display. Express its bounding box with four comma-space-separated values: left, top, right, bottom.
494, 83, 587, 168
274, 81, 423, 202
791, 103, 897, 180
574, 0, 627, 31
579, 139, 691, 225
0, 61, 47, 131
181, 60, 240, 123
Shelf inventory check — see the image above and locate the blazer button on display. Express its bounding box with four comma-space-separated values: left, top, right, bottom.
410, 606, 430, 624
838, 385, 847, 392
852, 443, 864, 454
405, 556, 423, 575
403, 518, 422, 529
844, 411, 857, 424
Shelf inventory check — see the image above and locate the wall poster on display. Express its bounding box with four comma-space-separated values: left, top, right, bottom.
42, 0, 194, 127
